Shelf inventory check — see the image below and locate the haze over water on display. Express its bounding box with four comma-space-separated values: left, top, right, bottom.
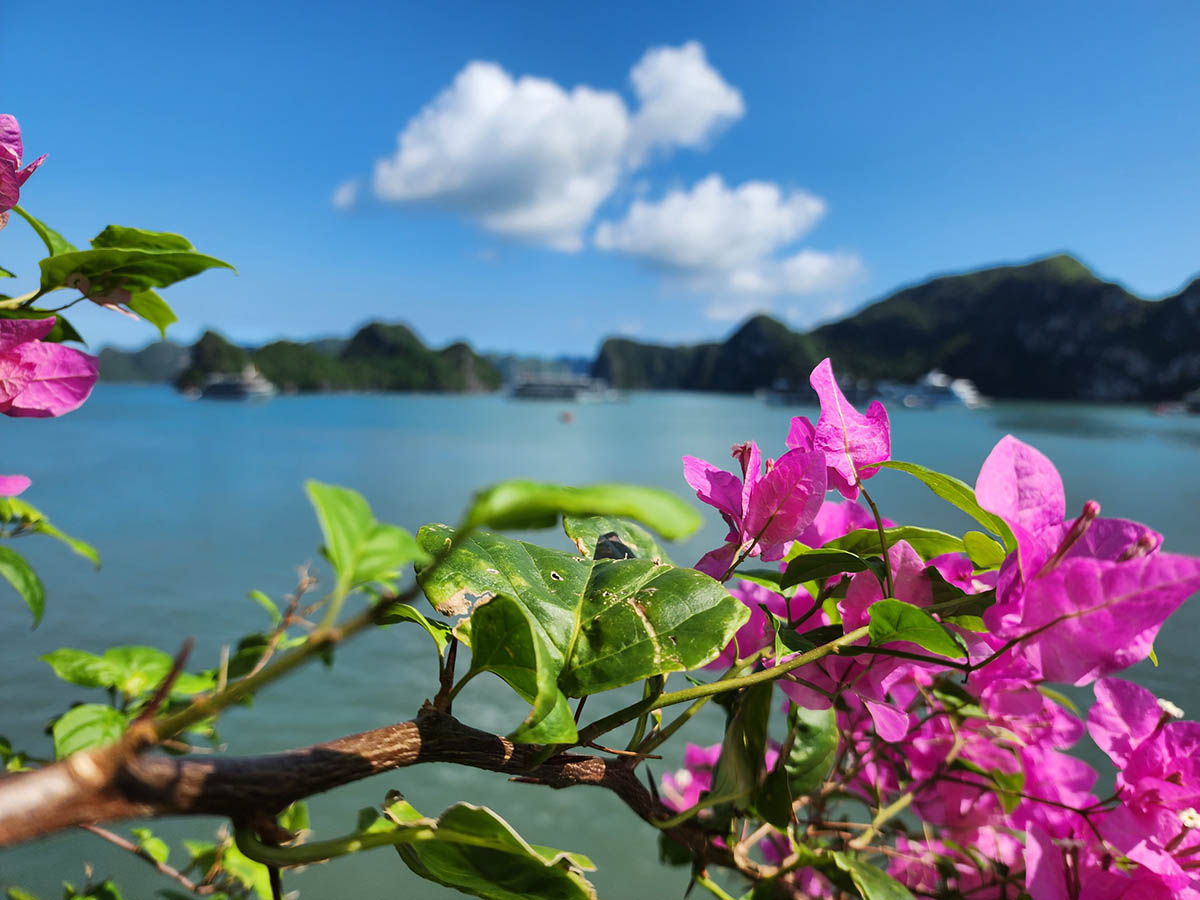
1, 388, 1197, 898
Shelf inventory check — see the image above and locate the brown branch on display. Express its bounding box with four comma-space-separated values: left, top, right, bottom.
80, 824, 221, 895
0, 706, 692, 853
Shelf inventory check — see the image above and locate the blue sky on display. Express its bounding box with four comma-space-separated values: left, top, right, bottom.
4, 1, 1199, 354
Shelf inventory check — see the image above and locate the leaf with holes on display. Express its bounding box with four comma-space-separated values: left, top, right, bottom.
417, 524, 746, 733
562, 515, 674, 565
460, 593, 577, 743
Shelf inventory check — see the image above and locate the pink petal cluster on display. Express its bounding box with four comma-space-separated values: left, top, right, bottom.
677, 403, 1200, 900
977, 435, 1200, 684
0, 115, 46, 230
786, 358, 890, 499
684, 440, 826, 580
0, 318, 99, 418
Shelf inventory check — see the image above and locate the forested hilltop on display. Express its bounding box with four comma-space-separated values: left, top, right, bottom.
171, 322, 502, 393
594, 254, 1200, 401
100, 254, 1200, 401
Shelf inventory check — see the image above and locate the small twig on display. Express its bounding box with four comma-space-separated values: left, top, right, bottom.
216, 644, 230, 695
135, 639, 194, 724
433, 637, 459, 713
584, 742, 661, 759
857, 483, 893, 597
80, 823, 218, 895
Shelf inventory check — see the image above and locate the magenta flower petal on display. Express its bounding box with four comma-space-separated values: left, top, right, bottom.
797, 499, 883, 548
1088, 678, 1164, 769
0, 317, 56, 353
694, 542, 738, 580
0, 474, 31, 496
4, 341, 98, 418
0, 115, 22, 161
1007, 554, 1200, 685
802, 358, 891, 499
15, 153, 46, 187
0, 353, 36, 409
683, 455, 743, 524
975, 435, 1065, 534
864, 697, 912, 741
741, 448, 826, 548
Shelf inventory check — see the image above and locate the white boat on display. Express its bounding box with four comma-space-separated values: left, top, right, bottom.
199, 365, 277, 400
510, 375, 619, 402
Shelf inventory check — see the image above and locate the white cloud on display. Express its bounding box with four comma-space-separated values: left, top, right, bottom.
594, 175, 825, 271
331, 179, 359, 210
627, 41, 744, 162
365, 43, 743, 250
594, 175, 861, 317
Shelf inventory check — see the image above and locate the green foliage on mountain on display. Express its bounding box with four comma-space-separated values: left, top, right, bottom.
97, 341, 188, 383
170, 323, 501, 393
593, 254, 1200, 400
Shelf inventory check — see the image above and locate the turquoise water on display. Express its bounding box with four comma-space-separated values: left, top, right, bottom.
1, 388, 1198, 898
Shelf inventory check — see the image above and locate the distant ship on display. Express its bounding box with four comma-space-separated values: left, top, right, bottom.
876, 370, 988, 409
510, 375, 619, 402
197, 365, 277, 401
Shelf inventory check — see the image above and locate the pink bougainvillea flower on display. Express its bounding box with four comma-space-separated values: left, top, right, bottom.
0, 317, 98, 418
0, 474, 30, 496
786, 358, 890, 499
0, 115, 46, 230
973, 435, 1199, 685
684, 441, 826, 580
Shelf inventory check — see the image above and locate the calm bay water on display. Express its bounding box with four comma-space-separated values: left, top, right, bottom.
1, 387, 1198, 898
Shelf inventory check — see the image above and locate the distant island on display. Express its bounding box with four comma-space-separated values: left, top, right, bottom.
99, 253, 1200, 402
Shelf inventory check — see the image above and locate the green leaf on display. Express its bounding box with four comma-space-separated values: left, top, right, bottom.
31, 520, 100, 567
753, 763, 794, 830
379, 600, 453, 656
963, 530, 1007, 569
218, 840, 273, 900
830, 852, 916, 899
90, 225, 197, 252
381, 796, 597, 900
102, 646, 173, 698
826, 526, 965, 561
0, 266, 14, 278
11, 206, 77, 256
465, 481, 700, 540
709, 682, 774, 810
780, 549, 870, 589
461, 594, 577, 743
784, 705, 839, 797
248, 590, 282, 627
130, 827, 170, 864
41, 648, 117, 688
125, 290, 177, 338
735, 569, 787, 593
39, 245, 234, 295
0, 546, 45, 627
417, 525, 747, 719
6, 888, 41, 900
867, 599, 965, 659
306, 481, 429, 595
278, 801, 310, 834
868, 460, 1016, 551
52, 704, 127, 758
562, 515, 674, 565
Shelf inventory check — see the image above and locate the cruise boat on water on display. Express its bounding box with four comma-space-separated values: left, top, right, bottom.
876, 370, 988, 409
197, 365, 277, 400
509, 375, 620, 402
